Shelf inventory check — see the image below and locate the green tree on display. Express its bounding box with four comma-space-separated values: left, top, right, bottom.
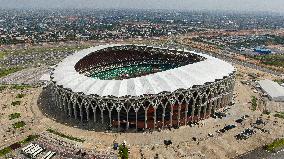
118, 144, 129, 159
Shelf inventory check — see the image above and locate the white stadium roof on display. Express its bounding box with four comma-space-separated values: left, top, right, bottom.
52, 44, 235, 97
257, 79, 284, 102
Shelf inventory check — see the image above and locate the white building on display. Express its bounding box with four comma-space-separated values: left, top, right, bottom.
257, 80, 284, 102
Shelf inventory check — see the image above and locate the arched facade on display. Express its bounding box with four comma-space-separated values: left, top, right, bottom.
50, 73, 235, 131
49, 44, 236, 131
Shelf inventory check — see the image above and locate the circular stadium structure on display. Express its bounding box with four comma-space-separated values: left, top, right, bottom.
50, 44, 236, 131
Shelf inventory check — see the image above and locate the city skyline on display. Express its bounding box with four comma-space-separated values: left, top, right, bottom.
1, 0, 284, 13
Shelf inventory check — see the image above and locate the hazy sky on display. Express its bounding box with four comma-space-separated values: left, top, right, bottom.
1, 0, 284, 13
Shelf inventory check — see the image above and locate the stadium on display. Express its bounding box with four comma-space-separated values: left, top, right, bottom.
50, 44, 236, 131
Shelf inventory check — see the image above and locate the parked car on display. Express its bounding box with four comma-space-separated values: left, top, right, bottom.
235, 128, 256, 140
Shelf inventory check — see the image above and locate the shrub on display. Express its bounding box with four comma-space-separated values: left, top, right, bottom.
11, 101, 21, 106
12, 121, 26, 129
0, 147, 12, 157
118, 144, 129, 159
16, 94, 25, 98
47, 128, 85, 142
273, 79, 284, 84
9, 113, 21, 120
265, 138, 284, 152
19, 135, 39, 145
251, 96, 257, 111
262, 110, 270, 115
274, 112, 284, 119
11, 84, 32, 90
0, 85, 7, 92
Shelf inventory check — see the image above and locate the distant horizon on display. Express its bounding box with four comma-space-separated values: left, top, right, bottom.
0, 0, 284, 14
0, 8, 283, 16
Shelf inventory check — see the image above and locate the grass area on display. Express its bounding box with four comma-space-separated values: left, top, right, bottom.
1, 84, 32, 92
0, 67, 23, 78
265, 138, 284, 152
47, 128, 85, 142
0, 147, 12, 157
0, 51, 5, 59
0, 134, 39, 157
251, 96, 258, 111
274, 112, 284, 119
11, 84, 32, 90
1, 45, 90, 56
0, 85, 7, 92
9, 113, 21, 120
12, 121, 26, 129
16, 93, 26, 98
254, 54, 284, 68
19, 135, 39, 145
11, 101, 21, 106
273, 79, 284, 84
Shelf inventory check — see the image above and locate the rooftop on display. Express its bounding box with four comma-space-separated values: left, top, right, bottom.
257, 79, 284, 102
52, 44, 235, 98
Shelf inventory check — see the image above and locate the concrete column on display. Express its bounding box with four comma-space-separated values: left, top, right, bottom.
208, 100, 213, 117
226, 94, 230, 106
191, 99, 196, 121
222, 95, 226, 107
68, 101, 72, 117
215, 98, 219, 110
54, 93, 58, 108
144, 108, 148, 129
226, 94, 230, 105
65, 99, 69, 114
59, 96, 63, 109
177, 103, 181, 127
61, 97, 65, 110
223, 95, 227, 107
153, 107, 157, 130
93, 107, 96, 123
218, 97, 222, 109
109, 109, 112, 127
126, 110, 129, 130
170, 105, 173, 127
162, 105, 166, 129
203, 102, 208, 119
53, 93, 57, 108
220, 96, 224, 108
135, 110, 138, 131
169, 98, 175, 127
197, 105, 202, 121
73, 103, 78, 120
213, 98, 218, 113
117, 110, 120, 130
100, 108, 104, 124
57, 94, 60, 108
80, 105, 83, 122
229, 92, 232, 104
184, 102, 189, 125
86, 106, 90, 122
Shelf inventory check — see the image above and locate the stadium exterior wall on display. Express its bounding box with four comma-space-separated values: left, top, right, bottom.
49, 44, 236, 131
50, 73, 235, 131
